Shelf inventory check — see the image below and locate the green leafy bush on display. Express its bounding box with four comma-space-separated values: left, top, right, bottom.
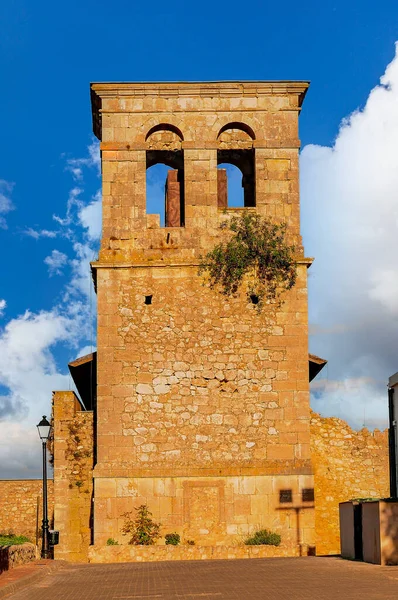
199, 212, 296, 309
244, 529, 281, 546
122, 505, 161, 546
0, 534, 31, 547
165, 533, 180, 546
106, 538, 119, 545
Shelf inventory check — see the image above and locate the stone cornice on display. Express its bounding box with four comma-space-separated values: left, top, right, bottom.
91, 80, 309, 99
91, 258, 313, 270
99, 140, 302, 151
93, 460, 313, 479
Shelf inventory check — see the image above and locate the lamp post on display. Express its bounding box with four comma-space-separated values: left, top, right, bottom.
37, 415, 51, 559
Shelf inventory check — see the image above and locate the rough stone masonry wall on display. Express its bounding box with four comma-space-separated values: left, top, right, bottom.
94, 263, 314, 549
52, 391, 94, 562
310, 411, 389, 555
88, 543, 300, 564
0, 543, 37, 574
0, 479, 54, 542
95, 265, 311, 474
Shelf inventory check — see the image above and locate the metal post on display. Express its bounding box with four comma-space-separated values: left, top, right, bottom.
388, 387, 398, 498
41, 440, 50, 559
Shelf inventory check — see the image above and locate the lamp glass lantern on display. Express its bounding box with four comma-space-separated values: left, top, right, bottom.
37, 415, 51, 441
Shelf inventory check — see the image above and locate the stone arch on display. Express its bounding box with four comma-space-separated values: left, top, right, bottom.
145, 123, 184, 151
217, 121, 255, 142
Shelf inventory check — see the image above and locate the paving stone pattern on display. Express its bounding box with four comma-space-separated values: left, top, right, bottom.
7, 558, 398, 600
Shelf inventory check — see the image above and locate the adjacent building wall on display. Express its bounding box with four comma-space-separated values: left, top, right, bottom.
52, 391, 94, 562
310, 411, 389, 555
0, 480, 54, 542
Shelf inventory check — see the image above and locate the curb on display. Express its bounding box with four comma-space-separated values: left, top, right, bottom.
0, 561, 66, 599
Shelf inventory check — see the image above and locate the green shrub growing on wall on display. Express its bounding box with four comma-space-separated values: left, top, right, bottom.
0, 534, 31, 547
122, 505, 161, 546
244, 529, 281, 546
199, 212, 297, 309
165, 533, 180, 546
106, 538, 119, 545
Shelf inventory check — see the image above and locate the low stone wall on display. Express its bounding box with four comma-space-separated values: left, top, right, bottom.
0, 543, 37, 574
0, 480, 54, 542
310, 411, 389, 556
88, 543, 299, 563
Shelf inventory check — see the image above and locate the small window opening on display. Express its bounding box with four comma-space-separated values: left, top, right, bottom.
146, 150, 185, 227
144, 295, 152, 305
217, 149, 255, 208
279, 489, 293, 503
250, 294, 259, 305
302, 488, 315, 502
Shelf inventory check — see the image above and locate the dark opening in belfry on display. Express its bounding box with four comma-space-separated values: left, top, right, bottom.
216, 122, 256, 209
145, 124, 185, 227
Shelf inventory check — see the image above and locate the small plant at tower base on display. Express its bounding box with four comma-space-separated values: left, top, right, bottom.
244, 529, 281, 546
199, 212, 297, 309
122, 505, 161, 545
165, 532, 181, 545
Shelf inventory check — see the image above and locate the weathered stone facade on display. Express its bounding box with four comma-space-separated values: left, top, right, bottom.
88, 81, 314, 555
52, 391, 94, 562
0, 479, 54, 542
311, 412, 389, 555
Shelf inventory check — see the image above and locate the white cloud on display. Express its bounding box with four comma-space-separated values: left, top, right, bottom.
0, 424, 44, 479
0, 179, 15, 228
44, 249, 69, 276
0, 299, 6, 317
53, 187, 83, 226
0, 308, 80, 419
67, 242, 97, 298
65, 139, 101, 181
0, 307, 86, 476
78, 190, 102, 240
76, 345, 96, 359
301, 42, 398, 430
311, 377, 388, 431
23, 227, 57, 240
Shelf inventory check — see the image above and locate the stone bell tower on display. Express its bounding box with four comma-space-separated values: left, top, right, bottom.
89, 81, 314, 553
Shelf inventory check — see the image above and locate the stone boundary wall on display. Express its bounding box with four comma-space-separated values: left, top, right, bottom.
53, 391, 94, 563
0, 480, 54, 542
0, 543, 37, 574
88, 543, 299, 563
310, 411, 389, 555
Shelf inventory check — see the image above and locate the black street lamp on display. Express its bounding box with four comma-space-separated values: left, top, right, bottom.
37, 415, 51, 559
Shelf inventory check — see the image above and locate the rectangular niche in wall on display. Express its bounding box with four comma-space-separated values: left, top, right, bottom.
183, 480, 226, 535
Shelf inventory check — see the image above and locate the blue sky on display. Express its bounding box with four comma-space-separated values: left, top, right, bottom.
1, 0, 398, 476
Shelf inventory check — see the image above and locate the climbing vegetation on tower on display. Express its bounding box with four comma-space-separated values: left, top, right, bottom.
199, 211, 297, 309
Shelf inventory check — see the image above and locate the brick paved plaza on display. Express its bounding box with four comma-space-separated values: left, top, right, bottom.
6, 557, 398, 600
